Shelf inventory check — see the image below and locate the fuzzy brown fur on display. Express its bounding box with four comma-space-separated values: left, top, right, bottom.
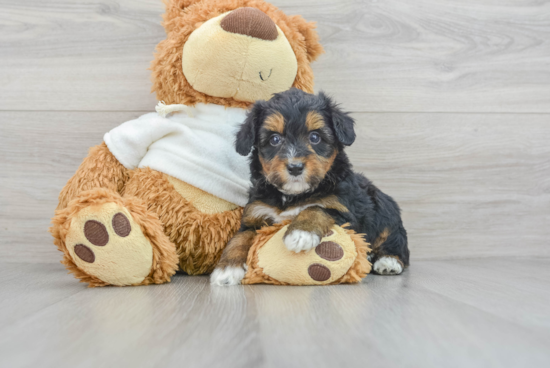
242, 222, 371, 285
51, 145, 242, 282
50, 189, 179, 287
151, 0, 323, 108
123, 168, 243, 275
57, 143, 130, 211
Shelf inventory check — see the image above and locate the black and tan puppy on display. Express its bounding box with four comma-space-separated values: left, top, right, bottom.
210, 88, 409, 285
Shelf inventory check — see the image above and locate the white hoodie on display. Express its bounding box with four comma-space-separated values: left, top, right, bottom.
104, 103, 250, 207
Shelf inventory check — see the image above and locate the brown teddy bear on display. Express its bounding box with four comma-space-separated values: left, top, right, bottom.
50, 0, 325, 287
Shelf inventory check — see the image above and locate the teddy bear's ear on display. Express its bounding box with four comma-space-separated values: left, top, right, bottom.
290, 15, 324, 62
162, 0, 203, 26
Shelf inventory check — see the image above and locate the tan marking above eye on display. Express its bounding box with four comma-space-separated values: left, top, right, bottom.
306, 111, 325, 131
264, 112, 285, 134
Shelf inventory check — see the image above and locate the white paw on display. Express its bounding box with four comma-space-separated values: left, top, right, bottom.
284, 230, 320, 253
210, 265, 246, 286
373, 256, 403, 275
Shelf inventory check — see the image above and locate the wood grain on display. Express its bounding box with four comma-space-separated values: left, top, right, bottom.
1, 111, 549, 263
1, 1, 549, 366
0, 259, 549, 368
1, 0, 549, 112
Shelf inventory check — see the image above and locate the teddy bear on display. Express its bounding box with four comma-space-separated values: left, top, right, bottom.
50, 0, 326, 287
51, 0, 372, 287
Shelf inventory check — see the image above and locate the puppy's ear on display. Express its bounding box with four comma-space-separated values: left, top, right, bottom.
319, 92, 355, 146
235, 101, 266, 156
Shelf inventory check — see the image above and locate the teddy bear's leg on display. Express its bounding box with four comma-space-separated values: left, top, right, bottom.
51, 188, 179, 287
56, 142, 130, 212
122, 168, 243, 276
242, 223, 371, 285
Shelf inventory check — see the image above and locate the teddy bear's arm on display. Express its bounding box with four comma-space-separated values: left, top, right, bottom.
56, 142, 130, 211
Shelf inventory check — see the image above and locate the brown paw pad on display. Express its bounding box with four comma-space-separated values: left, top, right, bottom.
84, 220, 109, 246
112, 212, 131, 237
315, 241, 344, 261
308, 263, 331, 282
74, 244, 95, 263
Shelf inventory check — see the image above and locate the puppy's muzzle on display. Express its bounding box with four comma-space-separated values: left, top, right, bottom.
287, 162, 304, 176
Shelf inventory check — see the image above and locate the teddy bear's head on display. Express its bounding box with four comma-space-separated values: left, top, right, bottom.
151, 0, 324, 108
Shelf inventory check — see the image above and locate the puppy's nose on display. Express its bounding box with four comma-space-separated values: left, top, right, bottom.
220, 7, 278, 41
287, 162, 304, 177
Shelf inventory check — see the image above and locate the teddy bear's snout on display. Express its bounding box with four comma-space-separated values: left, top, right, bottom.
221, 7, 278, 41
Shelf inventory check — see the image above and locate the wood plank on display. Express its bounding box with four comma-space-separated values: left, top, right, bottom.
1, 111, 549, 263
0, 259, 549, 368
0, 264, 262, 368
1, 0, 549, 112
0, 111, 144, 263
252, 260, 550, 368
347, 112, 550, 260
0, 263, 84, 330
411, 258, 550, 333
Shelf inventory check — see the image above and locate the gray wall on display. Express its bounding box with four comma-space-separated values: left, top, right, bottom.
1, 0, 549, 263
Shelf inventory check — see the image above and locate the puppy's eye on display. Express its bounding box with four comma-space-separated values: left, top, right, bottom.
270, 134, 282, 146
309, 132, 321, 145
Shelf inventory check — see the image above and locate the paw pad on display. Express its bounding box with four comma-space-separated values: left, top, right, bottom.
308, 263, 331, 281
305, 236, 344, 282
315, 241, 343, 261
84, 220, 109, 246
74, 244, 95, 263
76, 213, 132, 263
112, 213, 131, 237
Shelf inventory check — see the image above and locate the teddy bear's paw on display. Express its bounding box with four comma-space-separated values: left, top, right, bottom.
65, 202, 155, 286
373, 256, 403, 275
283, 230, 321, 253
245, 225, 365, 285
210, 265, 246, 286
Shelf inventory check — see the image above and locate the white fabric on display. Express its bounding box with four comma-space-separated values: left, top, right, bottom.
104, 103, 251, 207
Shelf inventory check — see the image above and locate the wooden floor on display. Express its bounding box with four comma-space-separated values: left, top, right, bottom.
0, 258, 549, 368
1, 0, 550, 367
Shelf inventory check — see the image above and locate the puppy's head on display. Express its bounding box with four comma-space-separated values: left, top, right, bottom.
236, 88, 355, 195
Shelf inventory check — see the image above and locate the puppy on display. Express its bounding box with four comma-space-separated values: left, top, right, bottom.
210, 88, 409, 286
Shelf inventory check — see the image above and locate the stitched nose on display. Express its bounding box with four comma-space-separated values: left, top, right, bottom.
220, 7, 278, 41
287, 163, 304, 177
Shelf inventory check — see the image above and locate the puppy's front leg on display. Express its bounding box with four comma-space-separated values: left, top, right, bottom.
284, 207, 334, 253
210, 230, 255, 286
